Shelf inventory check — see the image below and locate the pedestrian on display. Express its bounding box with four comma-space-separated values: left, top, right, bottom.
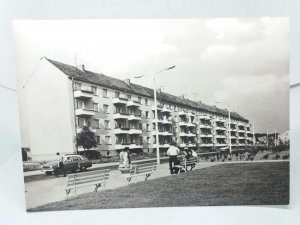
119, 149, 125, 166
167, 141, 180, 174
55, 152, 66, 177
123, 147, 131, 168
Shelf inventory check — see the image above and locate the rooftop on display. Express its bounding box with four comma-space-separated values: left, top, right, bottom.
46, 58, 248, 122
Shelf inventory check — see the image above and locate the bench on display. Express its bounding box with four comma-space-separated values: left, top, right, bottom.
65, 169, 110, 200
126, 163, 157, 184
173, 156, 197, 174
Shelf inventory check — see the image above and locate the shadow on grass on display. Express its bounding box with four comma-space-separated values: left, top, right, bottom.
29, 161, 289, 212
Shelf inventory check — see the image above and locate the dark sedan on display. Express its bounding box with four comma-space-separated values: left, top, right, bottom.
41, 154, 92, 175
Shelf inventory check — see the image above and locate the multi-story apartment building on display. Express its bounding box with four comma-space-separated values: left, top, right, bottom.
19, 58, 253, 160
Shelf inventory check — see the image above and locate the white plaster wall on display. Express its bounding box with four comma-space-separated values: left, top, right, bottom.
21, 59, 75, 159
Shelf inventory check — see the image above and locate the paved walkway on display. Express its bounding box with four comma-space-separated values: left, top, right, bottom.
25, 159, 288, 209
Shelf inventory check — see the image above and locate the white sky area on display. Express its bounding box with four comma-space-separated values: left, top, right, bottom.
13, 18, 289, 133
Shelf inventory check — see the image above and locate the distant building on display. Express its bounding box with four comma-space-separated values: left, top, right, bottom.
279, 130, 290, 144
19, 58, 253, 160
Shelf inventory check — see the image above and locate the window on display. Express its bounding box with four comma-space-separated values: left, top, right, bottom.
127, 94, 131, 100
103, 89, 108, 97
104, 120, 110, 129
76, 100, 84, 109
115, 91, 120, 98
139, 137, 143, 145
138, 97, 142, 103
93, 103, 98, 111
74, 82, 81, 91
93, 119, 100, 128
105, 136, 111, 145
77, 117, 85, 127
146, 124, 150, 131
96, 136, 101, 145
145, 98, 149, 105
145, 111, 149, 118
103, 104, 109, 113
91, 86, 97, 95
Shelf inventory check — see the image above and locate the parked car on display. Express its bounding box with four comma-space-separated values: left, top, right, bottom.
41, 154, 92, 175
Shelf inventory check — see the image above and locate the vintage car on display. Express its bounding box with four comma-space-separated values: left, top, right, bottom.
41, 154, 92, 175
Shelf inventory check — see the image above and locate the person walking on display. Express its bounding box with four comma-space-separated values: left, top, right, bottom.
55, 152, 66, 177
167, 142, 180, 174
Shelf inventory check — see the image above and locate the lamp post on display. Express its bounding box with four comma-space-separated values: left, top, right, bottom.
214, 101, 231, 154
133, 65, 176, 165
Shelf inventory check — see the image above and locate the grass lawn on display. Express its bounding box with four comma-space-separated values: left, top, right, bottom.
29, 161, 289, 212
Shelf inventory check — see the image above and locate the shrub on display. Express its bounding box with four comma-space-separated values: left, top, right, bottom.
282, 154, 289, 160
263, 154, 269, 160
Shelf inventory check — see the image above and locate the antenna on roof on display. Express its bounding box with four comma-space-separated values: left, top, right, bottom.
191, 92, 197, 102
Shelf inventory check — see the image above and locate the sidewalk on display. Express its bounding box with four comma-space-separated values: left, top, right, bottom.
23, 157, 169, 177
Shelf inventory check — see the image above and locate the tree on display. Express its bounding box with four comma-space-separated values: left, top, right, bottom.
75, 126, 97, 156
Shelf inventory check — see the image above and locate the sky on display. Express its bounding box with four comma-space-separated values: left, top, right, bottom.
13, 18, 289, 133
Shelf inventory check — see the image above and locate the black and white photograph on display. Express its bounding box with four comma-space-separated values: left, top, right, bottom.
13, 18, 289, 212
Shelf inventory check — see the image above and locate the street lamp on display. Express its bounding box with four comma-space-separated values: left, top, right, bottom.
214, 101, 232, 154
133, 65, 176, 165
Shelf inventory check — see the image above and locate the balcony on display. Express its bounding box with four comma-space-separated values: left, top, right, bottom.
128, 114, 142, 121
162, 107, 172, 113
215, 126, 227, 131
179, 121, 188, 126
162, 118, 172, 125
115, 143, 130, 150
188, 143, 197, 148
238, 130, 246, 133
127, 100, 141, 107
187, 122, 196, 127
75, 108, 96, 117
200, 143, 213, 147
163, 131, 173, 136
187, 112, 195, 117
151, 105, 163, 111
129, 128, 142, 135
238, 136, 246, 139
74, 90, 94, 99
179, 132, 189, 137
199, 124, 212, 129
187, 133, 196, 137
129, 144, 143, 149
113, 113, 129, 120
153, 143, 170, 148
153, 130, 165, 136
199, 115, 211, 120
238, 143, 246, 146
152, 119, 163, 124
215, 135, 226, 139
200, 134, 213, 138
112, 97, 128, 105
215, 143, 227, 147
76, 127, 96, 133
178, 111, 188, 116
230, 136, 237, 139
179, 143, 187, 148
114, 128, 130, 134
215, 118, 227, 123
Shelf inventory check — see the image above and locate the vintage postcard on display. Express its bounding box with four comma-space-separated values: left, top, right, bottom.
14, 18, 289, 212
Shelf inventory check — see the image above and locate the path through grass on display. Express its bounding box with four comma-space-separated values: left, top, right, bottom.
29, 161, 289, 211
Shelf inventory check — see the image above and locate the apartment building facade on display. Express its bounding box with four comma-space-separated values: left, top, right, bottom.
20, 58, 253, 160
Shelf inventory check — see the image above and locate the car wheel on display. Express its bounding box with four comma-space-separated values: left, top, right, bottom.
80, 166, 86, 172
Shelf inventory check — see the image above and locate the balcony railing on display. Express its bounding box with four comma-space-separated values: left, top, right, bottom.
179, 132, 189, 137
112, 97, 128, 105
74, 90, 94, 99
178, 111, 188, 116
162, 107, 172, 113
129, 128, 142, 135
128, 114, 142, 121
200, 143, 213, 147
200, 134, 213, 138
199, 115, 211, 120
179, 121, 188, 126
75, 108, 96, 117
127, 100, 141, 107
